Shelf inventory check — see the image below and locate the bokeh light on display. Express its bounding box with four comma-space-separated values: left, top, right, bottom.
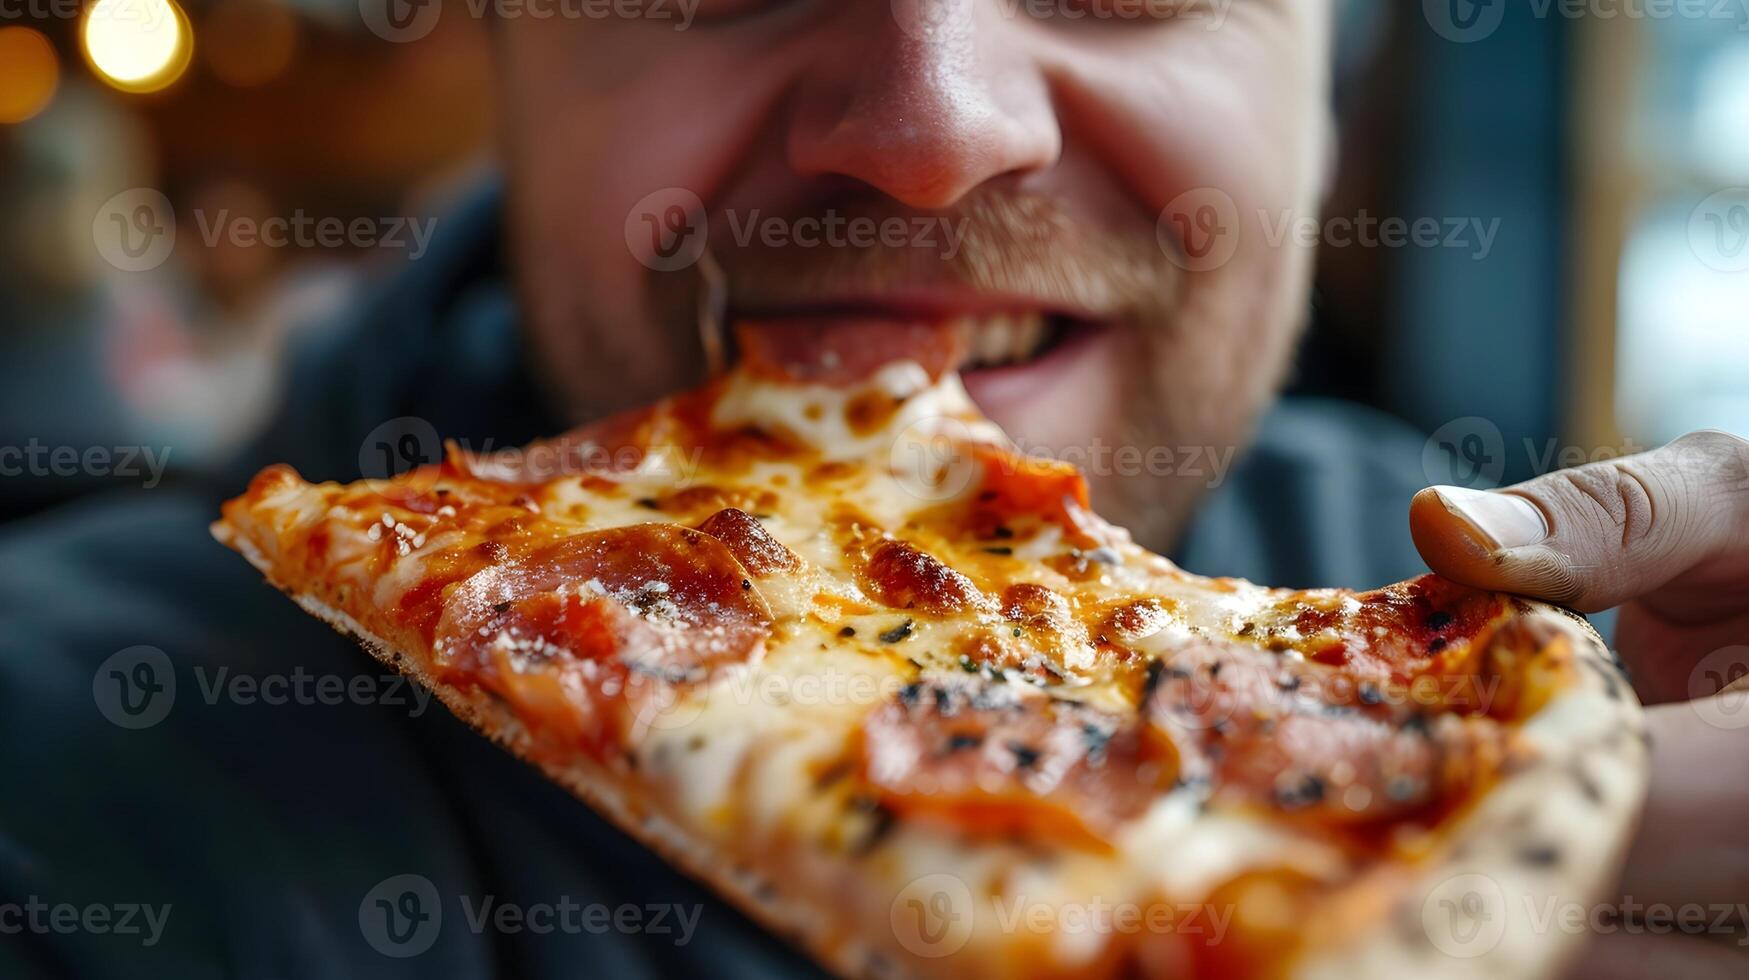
204, 0, 299, 89
82, 0, 194, 94
0, 28, 60, 124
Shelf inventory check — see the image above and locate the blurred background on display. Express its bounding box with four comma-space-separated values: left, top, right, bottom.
0, 0, 1744, 523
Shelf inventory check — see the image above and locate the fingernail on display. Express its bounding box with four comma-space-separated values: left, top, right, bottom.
1430, 486, 1549, 552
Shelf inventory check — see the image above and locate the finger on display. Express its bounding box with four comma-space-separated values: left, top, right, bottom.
1410, 430, 1749, 612
1614, 603, 1749, 705
1613, 703, 1749, 912
1561, 928, 1749, 980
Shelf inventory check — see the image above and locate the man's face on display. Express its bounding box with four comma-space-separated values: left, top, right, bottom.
497, 0, 1330, 547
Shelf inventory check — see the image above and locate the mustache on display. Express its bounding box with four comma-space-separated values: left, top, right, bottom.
702, 188, 1179, 321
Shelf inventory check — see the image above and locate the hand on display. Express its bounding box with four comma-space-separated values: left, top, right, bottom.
1410, 429, 1749, 979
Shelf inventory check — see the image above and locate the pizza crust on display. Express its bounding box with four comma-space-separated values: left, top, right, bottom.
1300, 599, 1647, 979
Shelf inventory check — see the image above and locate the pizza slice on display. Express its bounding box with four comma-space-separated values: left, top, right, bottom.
213, 320, 1647, 979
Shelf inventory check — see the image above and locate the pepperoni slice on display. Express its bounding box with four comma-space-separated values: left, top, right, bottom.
861, 539, 991, 615
860, 675, 1176, 849
431, 524, 771, 760
1276, 575, 1505, 679
967, 444, 1115, 548
696, 507, 799, 576
1144, 643, 1508, 829
734, 318, 968, 385
448, 390, 715, 487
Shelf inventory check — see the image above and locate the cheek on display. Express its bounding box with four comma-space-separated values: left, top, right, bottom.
1043, 12, 1329, 276
498, 25, 802, 331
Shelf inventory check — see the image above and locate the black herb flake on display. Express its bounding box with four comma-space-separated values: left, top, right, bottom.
1274, 774, 1325, 809
879, 620, 914, 644
636, 497, 661, 510
946, 733, 983, 752
838, 626, 856, 639
1142, 659, 1166, 699
1519, 844, 1562, 868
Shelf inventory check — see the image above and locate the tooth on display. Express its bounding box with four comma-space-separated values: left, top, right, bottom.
1012, 312, 1045, 357
979, 314, 1012, 363
954, 311, 1054, 370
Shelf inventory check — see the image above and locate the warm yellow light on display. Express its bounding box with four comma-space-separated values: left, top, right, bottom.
0, 28, 60, 124
83, 0, 193, 94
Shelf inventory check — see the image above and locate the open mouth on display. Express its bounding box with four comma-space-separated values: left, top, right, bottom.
719, 305, 1103, 382
957, 310, 1083, 373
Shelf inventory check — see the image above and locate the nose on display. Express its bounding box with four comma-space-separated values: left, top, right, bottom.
785, 11, 1060, 210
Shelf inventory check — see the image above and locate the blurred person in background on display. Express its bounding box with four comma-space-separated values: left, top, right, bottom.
1, 3, 1747, 979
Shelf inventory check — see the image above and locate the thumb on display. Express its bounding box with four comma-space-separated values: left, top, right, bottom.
1409, 430, 1749, 612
